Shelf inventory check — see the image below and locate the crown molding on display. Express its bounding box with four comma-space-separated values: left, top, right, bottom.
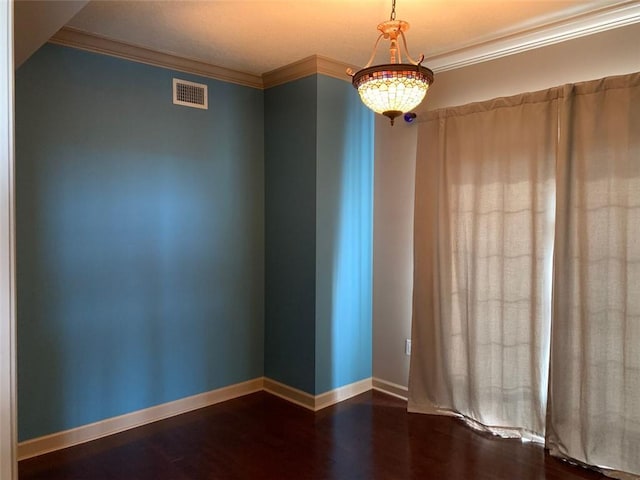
426, 1, 640, 73
49, 27, 263, 89
262, 54, 356, 89
316, 55, 359, 85
49, 28, 356, 90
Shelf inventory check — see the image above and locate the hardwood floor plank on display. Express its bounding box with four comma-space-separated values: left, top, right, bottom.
19, 390, 604, 479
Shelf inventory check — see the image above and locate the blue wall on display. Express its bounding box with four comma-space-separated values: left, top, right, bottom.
264, 75, 373, 395
16, 45, 265, 441
17, 44, 373, 441
264, 77, 318, 393
315, 76, 373, 393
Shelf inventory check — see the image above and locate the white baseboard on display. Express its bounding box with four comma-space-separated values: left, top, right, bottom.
372, 377, 408, 401
263, 377, 372, 411
263, 377, 316, 410
17, 377, 264, 461
314, 378, 372, 410
19, 376, 375, 460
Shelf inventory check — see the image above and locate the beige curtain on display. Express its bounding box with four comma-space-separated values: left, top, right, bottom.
547, 74, 640, 479
408, 89, 559, 439
410, 73, 640, 479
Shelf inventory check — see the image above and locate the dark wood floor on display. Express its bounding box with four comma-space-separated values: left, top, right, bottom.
20, 390, 605, 480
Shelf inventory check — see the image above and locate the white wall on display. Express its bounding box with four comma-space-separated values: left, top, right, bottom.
373, 22, 640, 389
1, 1, 16, 477
373, 115, 417, 389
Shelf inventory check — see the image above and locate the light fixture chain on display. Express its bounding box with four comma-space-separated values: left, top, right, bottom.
390, 0, 396, 21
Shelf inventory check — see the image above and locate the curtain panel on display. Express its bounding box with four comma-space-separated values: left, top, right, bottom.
409, 73, 639, 479
408, 89, 559, 439
547, 73, 640, 479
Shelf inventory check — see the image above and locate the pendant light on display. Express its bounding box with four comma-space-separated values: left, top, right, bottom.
347, 0, 434, 125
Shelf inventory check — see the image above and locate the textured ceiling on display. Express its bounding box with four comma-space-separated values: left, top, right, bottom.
65, 0, 634, 76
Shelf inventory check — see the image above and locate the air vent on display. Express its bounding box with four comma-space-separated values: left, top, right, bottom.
173, 78, 208, 110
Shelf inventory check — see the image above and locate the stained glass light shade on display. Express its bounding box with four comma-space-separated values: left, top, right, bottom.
348, 17, 434, 125
352, 64, 433, 125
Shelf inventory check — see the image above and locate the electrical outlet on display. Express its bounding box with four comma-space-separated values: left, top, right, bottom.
405, 339, 412, 356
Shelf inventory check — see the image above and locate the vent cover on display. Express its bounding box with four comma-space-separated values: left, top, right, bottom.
173, 78, 208, 109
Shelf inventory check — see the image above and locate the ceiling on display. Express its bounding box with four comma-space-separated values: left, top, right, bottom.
54, 0, 638, 76
13, 0, 639, 77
